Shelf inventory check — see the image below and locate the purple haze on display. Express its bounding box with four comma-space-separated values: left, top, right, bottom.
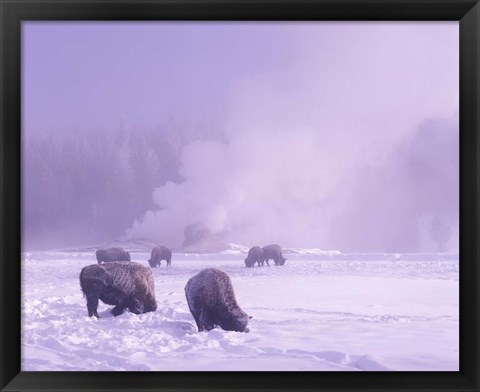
23, 22, 458, 252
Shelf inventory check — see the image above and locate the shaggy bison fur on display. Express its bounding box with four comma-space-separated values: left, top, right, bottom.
79, 262, 157, 318
244, 246, 266, 267
262, 244, 287, 266
95, 247, 131, 264
148, 245, 172, 268
185, 268, 250, 332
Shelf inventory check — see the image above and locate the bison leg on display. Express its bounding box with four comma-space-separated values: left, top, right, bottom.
167, 257, 171, 266
265, 259, 270, 266
186, 300, 205, 332
193, 315, 204, 332
83, 278, 104, 317
86, 296, 100, 318
112, 304, 127, 317
191, 310, 204, 331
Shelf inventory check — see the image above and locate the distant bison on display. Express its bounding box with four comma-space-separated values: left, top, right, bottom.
95, 247, 131, 264
262, 244, 287, 266
185, 268, 250, 332
79, 262, 157, 318
148, 245, 172, 268
244, 246, 266, 268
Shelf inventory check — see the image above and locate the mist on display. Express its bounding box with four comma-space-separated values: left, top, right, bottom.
23, 22, 458, 252
128, 117, 458, 252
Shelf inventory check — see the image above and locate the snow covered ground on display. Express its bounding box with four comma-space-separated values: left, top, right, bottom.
21, 250, 459, 371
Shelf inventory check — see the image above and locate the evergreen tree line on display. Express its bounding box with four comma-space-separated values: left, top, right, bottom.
23, 120, 222, 250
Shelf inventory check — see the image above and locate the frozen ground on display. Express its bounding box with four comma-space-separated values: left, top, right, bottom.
21, 249, 459, 371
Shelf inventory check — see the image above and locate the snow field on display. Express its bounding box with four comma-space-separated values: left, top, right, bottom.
22, 251, 458, 371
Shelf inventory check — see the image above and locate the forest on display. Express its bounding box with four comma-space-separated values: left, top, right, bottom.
22, 120, 222, 250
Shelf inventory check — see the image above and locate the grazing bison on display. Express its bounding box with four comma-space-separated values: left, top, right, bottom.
262, 244, 287, 266
79, 262, 157, 318
95, 247, 131, 264
148, 245, 172, 268
244, 246, 265, 268
185, 268, 250, 332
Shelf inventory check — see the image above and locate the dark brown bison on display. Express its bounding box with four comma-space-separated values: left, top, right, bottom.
262, 244, 287, 266
185, 268, 250, 332
95, 247, 131, 264
79, 262, 157, 318
148, 245, 172, 268
244, 246, 266, 268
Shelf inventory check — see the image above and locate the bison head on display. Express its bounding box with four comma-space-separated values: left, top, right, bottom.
144, 292, 158, 313
220, 309, 250, 332
128, 295, 157, 314
244, 258, 254, 268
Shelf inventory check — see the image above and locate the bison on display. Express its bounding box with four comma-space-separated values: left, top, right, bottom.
95, 247, 131, 264
185, 268, 250, 332
79, 262, 157, 318
262, 244, 287, 266
148, 245, 172, 268
244, 246, 266, 268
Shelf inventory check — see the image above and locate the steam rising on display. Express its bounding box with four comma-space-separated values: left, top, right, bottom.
127, 23, 459, 252
128, 118, 458, 252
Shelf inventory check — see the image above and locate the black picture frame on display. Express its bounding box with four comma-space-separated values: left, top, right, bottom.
1, 0, 479, 391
